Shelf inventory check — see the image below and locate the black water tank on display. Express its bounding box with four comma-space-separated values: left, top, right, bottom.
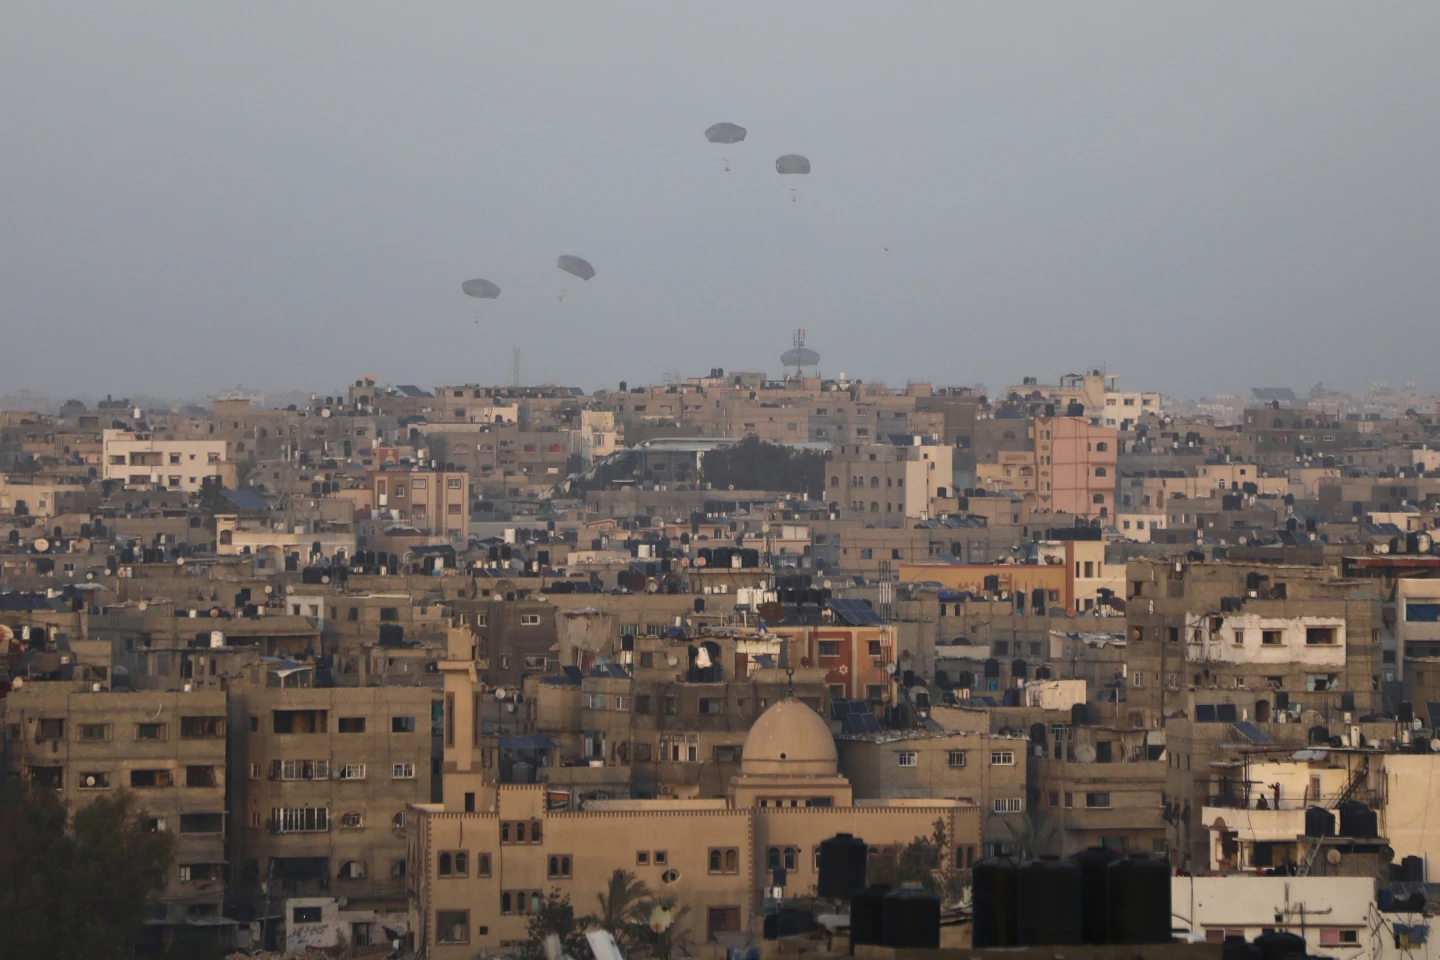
1017, 857, 1082, 945
1399, 701, 1415, 723
1275, 691, 1290, 711
1339, 801, 1378, 839
1308, 725, 1330, 745
849, 884, 890, 949
984, 658, 1000, 678
1399, 855, 1426, 883
1304, 806, 1336, 838
1071, 847, 1122, 944
1012, 658, 1028, 679
1254, 931, 1306, 960
816, 833, 867, 900
1108, 853, 1172, 944
1415, 735, 1430, 754
1072, 702, 1090, 727
1224, 936, 1264, 960
972, 856, 1019, 947
882, 886, 940, 948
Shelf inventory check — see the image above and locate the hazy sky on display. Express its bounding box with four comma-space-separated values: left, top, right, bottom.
3, 3, 1438, 400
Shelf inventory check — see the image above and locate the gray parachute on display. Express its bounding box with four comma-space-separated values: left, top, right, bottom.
775, 154, 811, 174
461, 279, 501, 299
705, 123, 747, 144
557, 256, 596, 281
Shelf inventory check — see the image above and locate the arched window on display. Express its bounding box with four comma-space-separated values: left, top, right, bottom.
502, 892, 512, 913
1096, 442, 1108, 452
1092, 493, 1106, 504
515, 822, 526, 842
1095, 467, 1107, 478
725, 849, 738, 872
710, 849, 722, 872
830, 476, 839, 487
767, 847, 780, 869
219, 529, 233, 546
886, 477, 893, 487
784, 847, 798, 870
870, 476, 880, 487
870, 502, 879, 513
439, 852, 452, 875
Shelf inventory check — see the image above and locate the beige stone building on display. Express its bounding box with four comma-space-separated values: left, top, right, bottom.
413, 666, 979, 953
227, 672, 437, 916
2, 682, 230, 923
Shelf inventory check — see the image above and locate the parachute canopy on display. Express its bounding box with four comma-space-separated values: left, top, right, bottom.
705, 122, 747, 144
557, 255, 596, 281
775, 154, 811, 174
461, 279, 501, 299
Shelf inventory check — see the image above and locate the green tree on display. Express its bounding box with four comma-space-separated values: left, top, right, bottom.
0, 784, 174, 960
523, 889, 594, 960
998, 805, 1057, 858
595, 868, 652, 948
700, 436, 827, 499
866, 818, 968, 904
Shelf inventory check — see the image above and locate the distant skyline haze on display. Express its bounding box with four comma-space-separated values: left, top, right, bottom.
2, 3, 1437, 399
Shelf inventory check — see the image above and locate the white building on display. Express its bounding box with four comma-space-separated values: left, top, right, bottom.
1174, 876, 1383, 960
102, 429, 229, 492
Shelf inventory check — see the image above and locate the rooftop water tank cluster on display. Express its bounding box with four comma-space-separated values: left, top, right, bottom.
807, 833, 944, 950
973, 850, 1172, 947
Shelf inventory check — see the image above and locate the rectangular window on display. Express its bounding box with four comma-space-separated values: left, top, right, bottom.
270, 807, 329, 833
520, 614, 541, 626
1306, 627, 1338, 646
392, 763, 416, 779
338, 717, 366, 733
698, 698, 722, 715
993, 798, 1023, 813
185, 765, 218, 788
180, 716, 225, 738
129, 769, 173, 788
392, 716, 416, 733
1086, 792, 1112, 808
135, 723, 167, 741
436, 911, 469, 944
1262, 630, 1282, 646
179, 813, 224, 834
78, 723, 111, 742
947, 751, 967, 768
635, 695, 652, 714
817, 640, 842, 657
990, 751, 1015, 765
547, 854, 572, 879
897, 752, 917, 767
636, 851, 650, 865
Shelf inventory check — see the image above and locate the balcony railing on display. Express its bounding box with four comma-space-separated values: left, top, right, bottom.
1204, 789, 1380, 812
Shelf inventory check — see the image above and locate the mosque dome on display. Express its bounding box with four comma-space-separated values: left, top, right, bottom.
740, 698, 838, 777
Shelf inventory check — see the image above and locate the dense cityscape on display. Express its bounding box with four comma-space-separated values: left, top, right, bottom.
6, 4, 1440, 960
3, 365, 1440, 959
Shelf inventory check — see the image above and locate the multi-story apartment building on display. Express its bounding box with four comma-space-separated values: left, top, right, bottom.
368, 467, 469, 540
826, 441, 955, 528
227, 670, 436, 917
1034, 416, 1118, 519
102, 429, 231, 492
3, 683, 230, 923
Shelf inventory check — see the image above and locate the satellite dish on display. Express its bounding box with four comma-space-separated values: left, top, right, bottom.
84, 775, 97, 787
800, 656, 811, 667
822, 580, 832, 590
176, 557, 186, 566
321, 575, 331, 584
209, 608, 220, 618
85, 571, 94, 581
884, 663, 898, 675
321, 408, 332, 419
32, 538, 50, 553
73, 537, 91, 552
695, 556, 707, 567
1325, 848, 1342, 865
1073, 743, 1098, 763
666, 655, 678, 667
494, 687, 508, 700
264, 585, 273, 594
137, 601, 148, 611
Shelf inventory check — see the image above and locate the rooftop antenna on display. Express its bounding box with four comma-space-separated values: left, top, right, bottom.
511, 347, 521, 389
780, 328, 820, 378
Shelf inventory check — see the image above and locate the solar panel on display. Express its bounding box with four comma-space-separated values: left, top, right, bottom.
849, 700, 869, 715
828, 598, 884, 626
562, 666, 584, 685
860, 714, 882, 733
1232, 721, 1271, 744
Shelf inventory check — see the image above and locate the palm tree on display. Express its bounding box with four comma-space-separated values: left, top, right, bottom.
596, 869, 653, 947
997, 806, 1057, 858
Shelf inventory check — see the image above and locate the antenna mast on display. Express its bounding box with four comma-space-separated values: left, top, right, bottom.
511, 347, 521, 389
